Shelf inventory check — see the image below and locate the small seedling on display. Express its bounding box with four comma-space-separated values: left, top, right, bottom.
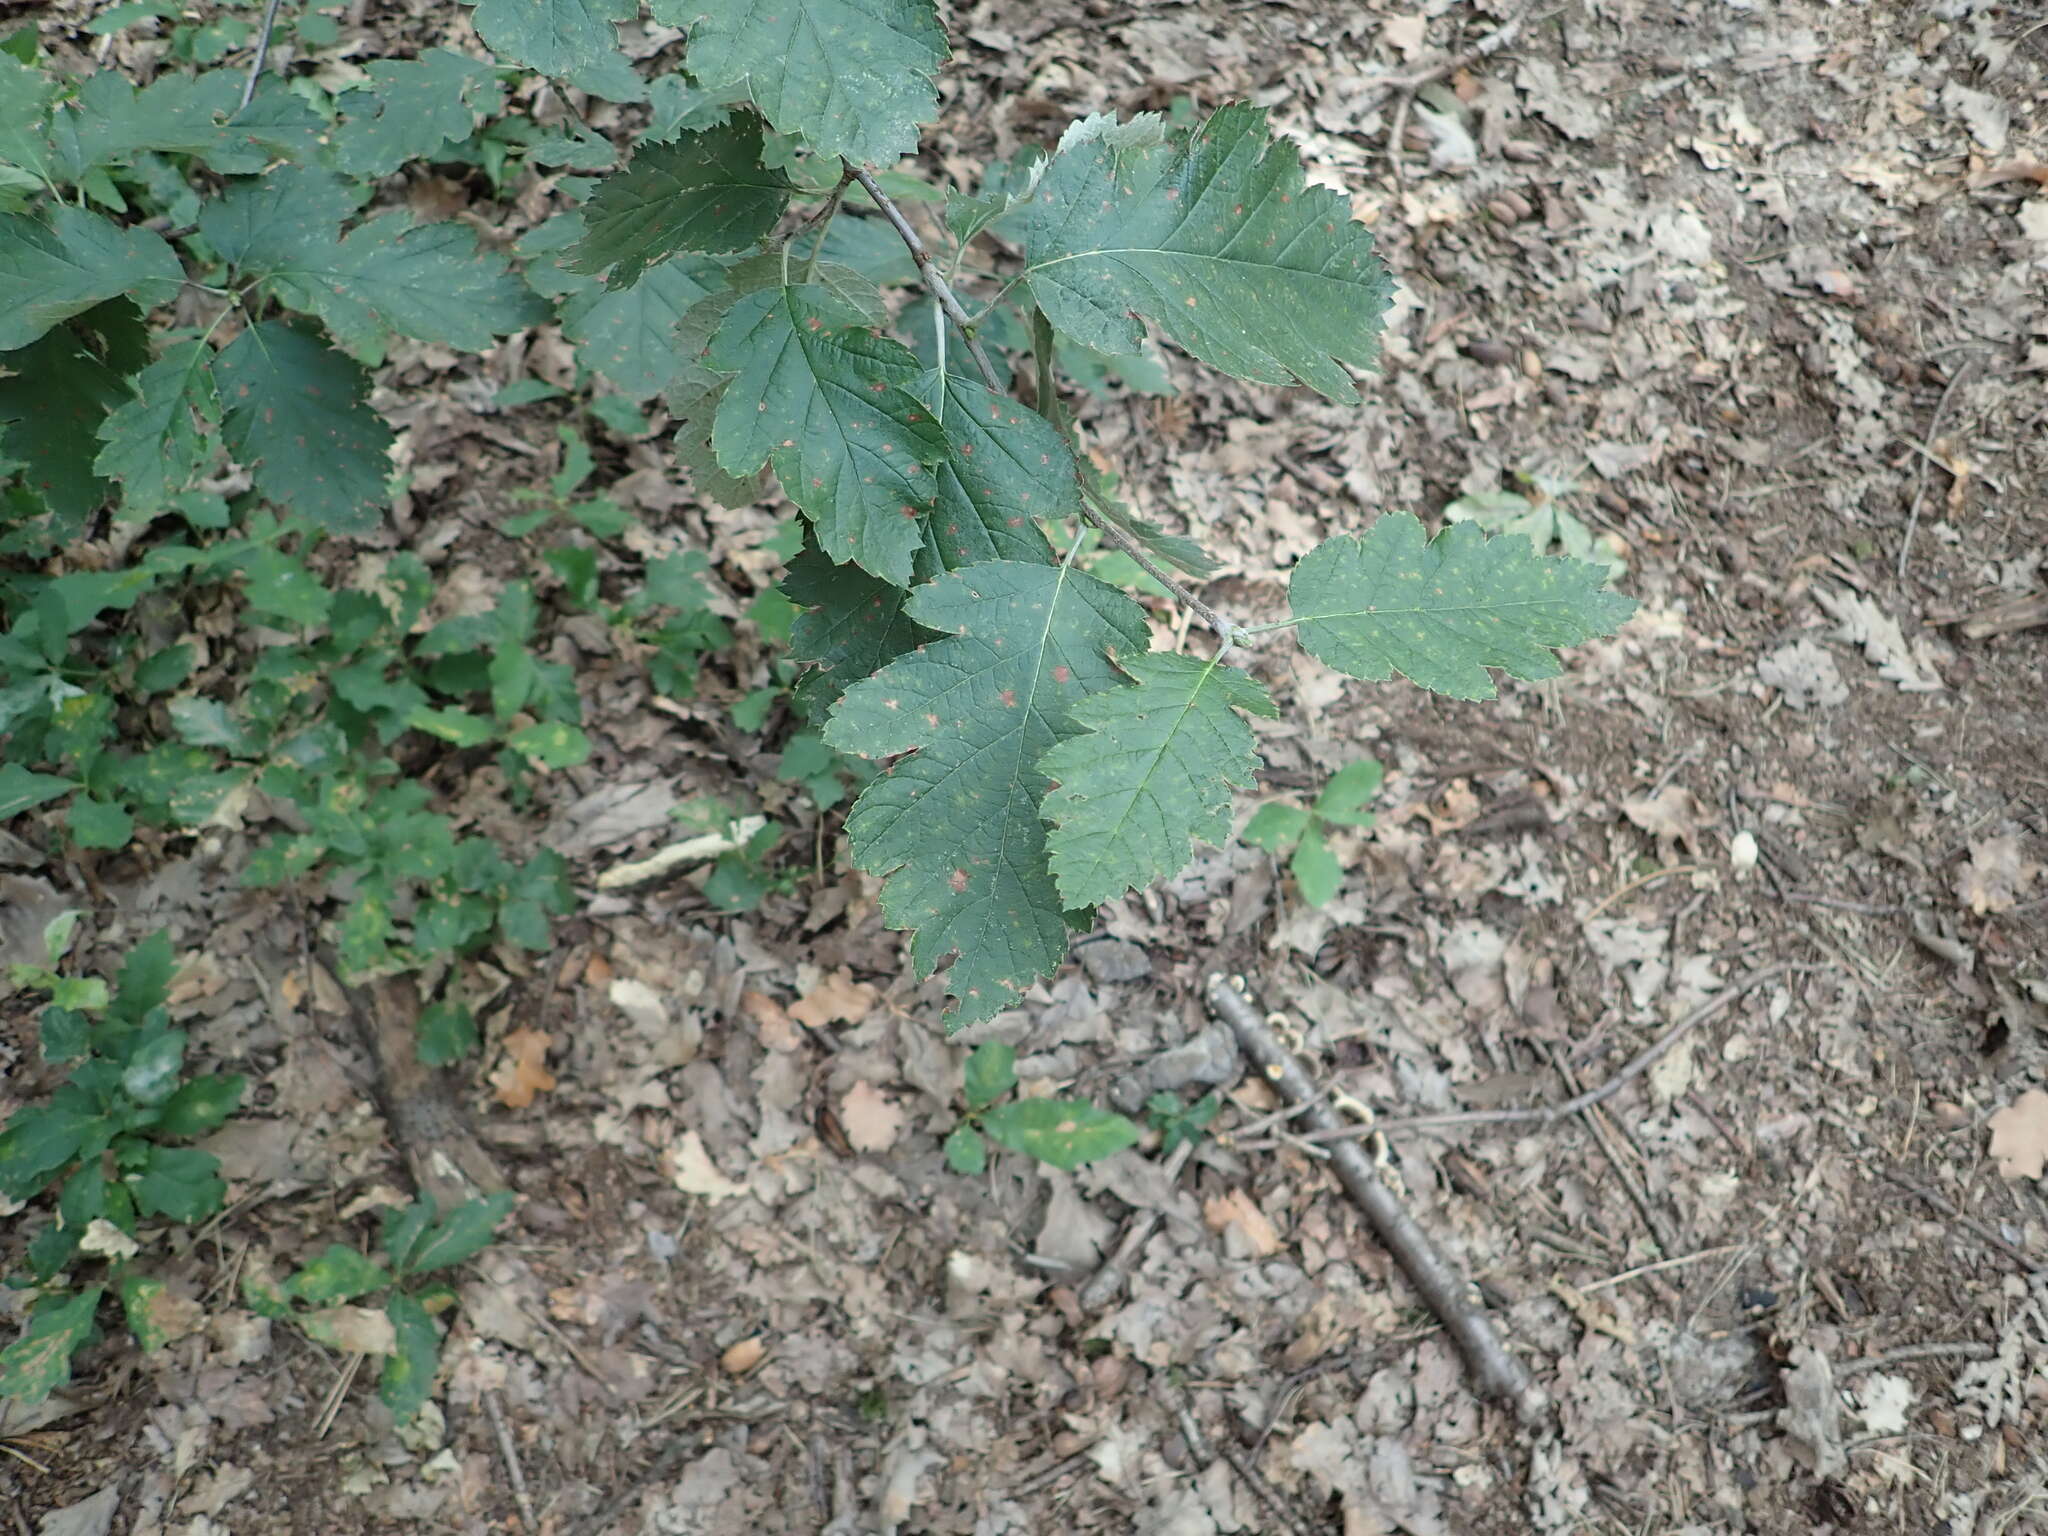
0, 923, 245, 1404
1146, 1091, 1221, 1154
1243, 758, 1385, 906
943, 1043, 1140, 1174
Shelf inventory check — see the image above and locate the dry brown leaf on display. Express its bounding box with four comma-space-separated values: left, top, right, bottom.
720, 1335, 767, 1375
1622, 785, 1711, 854
666, 1130, 748, 1201
490, 1026, 557, 1109
1988, 1090, 2048, 1181
1203, 1188, 1281, 1257
839, 1081, 905, 1153
789, 967, 877, 1029
741, 990, 802, 1052
1955, 835, 2042, 916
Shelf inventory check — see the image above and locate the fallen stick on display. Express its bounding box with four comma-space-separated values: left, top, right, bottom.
1204, 974, 1550, 1426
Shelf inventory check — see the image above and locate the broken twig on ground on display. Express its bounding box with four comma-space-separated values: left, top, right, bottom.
1204, 973, 1551, 1426
485, 1390, 541, 1535
1237, 963, 1797, 1150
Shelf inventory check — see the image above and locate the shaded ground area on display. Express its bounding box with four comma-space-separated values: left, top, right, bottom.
6, 0, 2048, 1533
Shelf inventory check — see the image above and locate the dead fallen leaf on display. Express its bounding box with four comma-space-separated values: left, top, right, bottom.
1988, 1090, 2048, 1181
789, 967, 877, 1029
720, 1335, 767, 1375
1955, 835, 2042, 916
666, 1130, 748, 1201
1203, 1188, 1281, 1257
490, 1027, 557, 1109
741, 990, 802, 1052
839, 1081, 905, 1153
1621, 785, 1711, 854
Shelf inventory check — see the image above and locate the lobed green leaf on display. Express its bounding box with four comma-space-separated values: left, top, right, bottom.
1288, 514, 1637, 701
569, 117, 792, 286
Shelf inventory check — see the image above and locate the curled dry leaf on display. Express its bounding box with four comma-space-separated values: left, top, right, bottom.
1202, 1187, 1281, 1258
666, 1129, 747, 1201
1621, 784, 1711, 855
1955, 835, 2042, 916
490, 1026, 557, 1109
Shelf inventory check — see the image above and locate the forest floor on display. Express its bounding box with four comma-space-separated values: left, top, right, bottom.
6, 0, 2048, 1533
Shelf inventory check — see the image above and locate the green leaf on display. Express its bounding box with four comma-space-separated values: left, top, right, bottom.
0, 1288, 101, 1405
154, 1073, 245, 1137
916, 375, 1068, 566
1289, 827, 1341, 907
379, 1291, 440, 1423
380, 1199, 437, 1273
1313, 758, 1383, 826
118, 1272, 180, 1352
1287, 514, 1638, 701
465, 0, 643, 100
0, 1102, 90, 1202
980, 1098, 1139, 1170
673, 0, 946, 165
784, 544, 930, 715
112, 929, 175, 1020
119, 1029, 186, 1105
415, 1001, 477, 1066
505, 720, 591, 769
708, 285, 948, 585
333, 49, 506, 178
824, 561, 1148, 1026
240, 547, 334, 628
1039, 652, 1274, 909
285, 1243, 395, 1304
400, 1190, 514, 1276
92, 340, 221, 515
0, 205, 180, 352
129, 1144, 226, 1222
0, 762, 75, 818
569, 117, 793, 287
206, 171, 545, 361
214, 320, 393, 534
942, 1123, 986, 1175
562, 256, 723, 400
1017, 104, 1393, 401
0, 308, 142, 519
962, 1041, 1017, 1112
1241, 801, 1309, 854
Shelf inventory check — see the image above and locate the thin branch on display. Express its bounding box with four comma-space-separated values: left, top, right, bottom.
849, 166, 1004, 394
238, 0, 287, 112
1897, 354, 1978, 584
1078, 485, 1242, 647
786, 166, 857, 286
1242, 963, 1798, 1148
1204, 973, 1551, 1426
1380, 1, 1545, 179
484, 1390, 541, 1535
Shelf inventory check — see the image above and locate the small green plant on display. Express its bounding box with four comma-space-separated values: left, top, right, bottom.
1243, 758, 1385, 906
0, 921, 245, 1403
1146, 1090, 1221, 1154
240, 1190, 516, 1424
1443, 469, 1627, 581
943, 1042, 1140, 1174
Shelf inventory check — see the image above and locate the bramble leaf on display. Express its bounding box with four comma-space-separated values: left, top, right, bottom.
1288, 514, 1637, 700
671, 0, 947, 165
707, 285, 947, 585
980, 1098, 1139, 1169
333, 49, 507, 178
825, 561, 1148, 1026
962, 1041, 1017, 1111
401, 1190, 515, 1276
285, 1243, 395, 1305
569, 117, 793, 286
0, 204, 181, 351
93, 339, 220, 515
1039, 652, 1274, 909
1017, 103, 1393, 401
128, 1144, 226, 1223
380, 1292, 440, 1423
465, 0, 643, 101
213, 321, 394, 534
